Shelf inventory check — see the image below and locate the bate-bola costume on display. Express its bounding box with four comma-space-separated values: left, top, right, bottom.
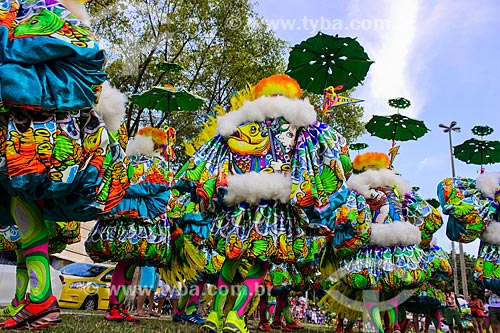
0, 0, 130, 329
85, 126, 201, 322
169, 74, 352, 333
438, 172, 500, 294
320, 152, 444, 333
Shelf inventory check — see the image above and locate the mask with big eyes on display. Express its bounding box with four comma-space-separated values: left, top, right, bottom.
227, 121, 270, 156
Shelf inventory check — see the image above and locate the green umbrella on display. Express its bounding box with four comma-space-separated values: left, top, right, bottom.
365, 114, 430, 143
285, 32, 373, 94
453, 125, 500, 169
453, 138, 500, 167
350, 142, 369, 154
130, 85, 205, 113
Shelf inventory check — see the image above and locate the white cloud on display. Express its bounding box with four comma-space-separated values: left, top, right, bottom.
346, 0, 421, 120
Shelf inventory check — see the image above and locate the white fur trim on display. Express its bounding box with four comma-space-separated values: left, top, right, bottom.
59, 0, 91, 25
125, 135, 161, 157
224, 172, 292, 205
95, 82, 127, 133
217, 96, 317, 137
369, 222, 422, 246
347, 169, 412, 198
481, 221, 500, 245
476, 172, 500, 199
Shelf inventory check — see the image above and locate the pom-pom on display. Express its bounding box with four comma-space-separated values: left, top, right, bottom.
137, 126, 168, 146
253, 74, 302, 99
352, 152, 390, 173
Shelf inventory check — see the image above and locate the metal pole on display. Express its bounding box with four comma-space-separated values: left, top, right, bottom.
448, 128, 469, 299
441, 121, 468, 298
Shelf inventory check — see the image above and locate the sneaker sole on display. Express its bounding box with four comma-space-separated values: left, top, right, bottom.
202, 323, 221, 333
27, 312, 62, 331
223, 323, 247, 333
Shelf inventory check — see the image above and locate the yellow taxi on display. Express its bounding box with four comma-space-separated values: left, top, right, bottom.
58, 262, 115, 310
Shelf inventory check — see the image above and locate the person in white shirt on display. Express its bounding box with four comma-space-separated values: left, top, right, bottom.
485, 290, 500, 333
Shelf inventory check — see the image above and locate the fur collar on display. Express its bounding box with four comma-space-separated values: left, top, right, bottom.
217, 96, 316, 137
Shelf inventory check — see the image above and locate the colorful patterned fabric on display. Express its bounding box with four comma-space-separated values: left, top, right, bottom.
329, 190, 371, 258
402, 246, 451, 314
473, 242, 500, 294
85, 154, 172, 266
405, 192, 443, 248
0, 0, 106, 112
437, 177, 493, 243
170, 119, 351, 263
337, 245, 430, 291
331, 184, 440, 291
404, 282, 446, 314
0, 221, 80, 253
85, 214, 171, 265
0, 0, 131, 222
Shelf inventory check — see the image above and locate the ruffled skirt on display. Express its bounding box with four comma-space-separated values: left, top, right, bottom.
335, 245, 431, 291
85, 214, 171, 266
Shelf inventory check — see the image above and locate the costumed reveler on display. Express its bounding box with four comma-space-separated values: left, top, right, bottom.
320, 152, 444, 333
399, 243, 452, 333
168, 74, 352, 333
0, 0, 131, 329
85, 114, 202, 322
0, 221, 80, 317
437, 172, 500, 293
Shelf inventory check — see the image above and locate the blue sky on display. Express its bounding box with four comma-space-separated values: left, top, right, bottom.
254, 0, 500, 255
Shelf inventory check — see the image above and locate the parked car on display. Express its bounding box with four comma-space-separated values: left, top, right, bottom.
0, 252, 63, 306
59, 262, 114, 310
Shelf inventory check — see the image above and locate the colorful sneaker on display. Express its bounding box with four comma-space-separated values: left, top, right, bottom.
0, 295, 60, 330
258, 321, 271, 331
223, 311, 249, 333
286, 321, 304, 330
203, 311, 223, 333
182, 312, 205, 325
172, 313, 184, 322
119, 306, 139, 322
0, 303, 24, 317
104, 305, 124, 322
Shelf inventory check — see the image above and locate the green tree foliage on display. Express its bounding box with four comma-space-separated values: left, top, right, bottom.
89, 0, 286, 165
445, 251, 483, 298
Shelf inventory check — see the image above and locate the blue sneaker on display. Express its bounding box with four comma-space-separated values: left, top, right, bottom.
181, 312, 205, 325
172, 313, 183, 322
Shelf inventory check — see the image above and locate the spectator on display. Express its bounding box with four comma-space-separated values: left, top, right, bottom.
445, 286, 464, 333
469, 292, 485, 333
485, 290, 500, 333
156, 279, 169, 316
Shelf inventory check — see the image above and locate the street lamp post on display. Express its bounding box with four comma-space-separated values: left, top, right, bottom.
439, 121, 468, 298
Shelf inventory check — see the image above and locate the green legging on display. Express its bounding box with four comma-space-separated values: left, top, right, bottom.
12, 249, 29, 306
11, 197, 52, 303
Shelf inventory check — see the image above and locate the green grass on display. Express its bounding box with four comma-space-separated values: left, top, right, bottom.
35, 311, 333, 333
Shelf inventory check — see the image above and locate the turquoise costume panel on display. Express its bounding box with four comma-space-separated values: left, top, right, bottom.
85, 154, 172, 266
0, 0, 131, 222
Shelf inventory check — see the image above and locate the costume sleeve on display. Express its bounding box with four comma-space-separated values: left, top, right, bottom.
403, 191, 443, 248
290, 122, 351, 225
437, 177, 494, 243
168, 135, 229, 238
